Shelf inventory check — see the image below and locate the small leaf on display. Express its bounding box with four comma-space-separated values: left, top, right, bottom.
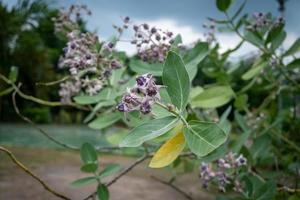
9, 66, 18, 83
81, 163, 98, 173
216, 0, 232, 12
231, 0, 246, 21
286, 58, 300, 69
109, 68, 125, 86
184, 42, 209, 80
74, 88, 116, 105
83, 101, 116, 123
163, 51, 190, 111
129, 59, 163, 76
191, 85, 234, 108
99, 164, 122, 178
183, 121, 227, 157
88, 112, 121, 130
70, 177, 97, 187
97, 184, 109, 200
242, 59, 267, 80
244, 31, 264, 47
119, 116, 178, 147
284, 38, 300, 56
80, 143, 98, 164
149, 132, 185, 168
253, 181, 276, 200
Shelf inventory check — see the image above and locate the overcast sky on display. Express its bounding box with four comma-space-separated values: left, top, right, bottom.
4, 0, 300, 57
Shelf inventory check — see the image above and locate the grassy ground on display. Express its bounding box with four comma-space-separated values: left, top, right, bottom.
0, 124, 213, 200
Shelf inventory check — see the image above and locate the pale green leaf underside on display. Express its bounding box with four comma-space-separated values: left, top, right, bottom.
119, 116, 178, 147
88, 112, 121, 130
191, 85, 234, 108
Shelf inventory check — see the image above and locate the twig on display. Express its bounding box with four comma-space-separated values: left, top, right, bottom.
151, 176, 194, 200
82, 154, 151, 200
82, 152, 196, 200
36, 76, 70, 86
0, 146, 71, 200
12, 90, 121, 153
0, 73, 88, 110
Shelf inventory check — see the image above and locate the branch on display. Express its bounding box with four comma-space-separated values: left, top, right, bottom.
0, 146, 71, 200
0, 73, 88, 110
12, 91, 122, 153
151, 176, 194, 200
36, 76, 71, 86
82, 154, 151, 200
82, 152, 196, 200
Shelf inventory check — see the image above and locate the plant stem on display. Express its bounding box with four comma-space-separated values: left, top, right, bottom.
154, 101, 189, 128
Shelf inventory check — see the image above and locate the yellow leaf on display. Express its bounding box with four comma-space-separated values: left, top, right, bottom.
149, 132, 185, 168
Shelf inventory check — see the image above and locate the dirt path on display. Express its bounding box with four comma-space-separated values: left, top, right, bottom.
0, 147, 213, 200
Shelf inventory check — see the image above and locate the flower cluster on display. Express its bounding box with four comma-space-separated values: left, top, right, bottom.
117, 74, 161, 115
247, 12, 284, 31
199, 152, 247, 192
131, 23, 175, 63
52, 4, 91, 34
203, 19, 216, 44
54, 5, 122, 104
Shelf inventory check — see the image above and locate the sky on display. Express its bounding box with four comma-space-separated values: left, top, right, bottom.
4, 0, 300, 57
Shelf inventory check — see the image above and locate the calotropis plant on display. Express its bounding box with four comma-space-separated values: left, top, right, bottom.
1, 0, 300, 200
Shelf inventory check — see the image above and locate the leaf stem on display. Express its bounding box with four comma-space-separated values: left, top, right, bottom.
154, 101, 189, 127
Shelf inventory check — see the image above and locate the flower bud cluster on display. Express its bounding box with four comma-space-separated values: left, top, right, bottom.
52, 4, 91, 35
247, 12, 284, 31
199, 152, 247, 193
245, 112, 266, 129
55, 5, 122, 104
131, 23, 174, 63
117, 74, 161, 115
203, 19, 216, 44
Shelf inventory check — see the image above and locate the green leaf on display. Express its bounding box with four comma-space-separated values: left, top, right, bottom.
270, 31, 286, 52
189, 86, 204, 100
99, 164, 122, 178
81, 163, 98, 173
74, 88, 116, 105
216, 0, 232, 12
70, 177, 97, 187
286, 58, 300, 69
244, 31, 264, 47
110, 68, 125, 86
231, 0, 246, 21
129, 59, 163, 76
284, 38, 300, 56
170, 34, 182, 51
0, 87, 14, 97
119, 116, 178, 147
234, 94, 248, 110
88, 112, 121, 130
253, 181, 276, 200
242, 59, 267, 80
163, 51, 190, 111
83, 101, 116, 123
97, 184, 109, 200
80, 143, 98, 164
191, 85, 234, 108
183, 42, 209, 80
9, 66, 18, 83
183, 121, 227, 157
265, 24, 284, 44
